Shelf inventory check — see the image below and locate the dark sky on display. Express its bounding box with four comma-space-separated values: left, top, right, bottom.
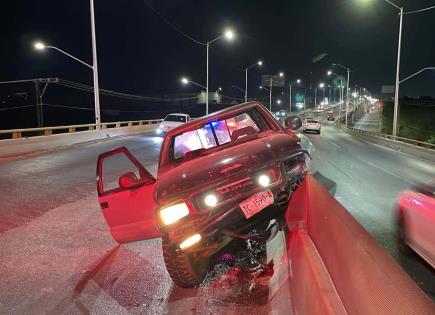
2, 0, 435, 104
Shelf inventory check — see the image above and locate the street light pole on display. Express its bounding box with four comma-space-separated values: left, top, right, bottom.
392, 7, 403, 137
244, 60, 262, 103
90, 0, 101, 130
289, 84, 292, 113
269, 78, 273, 112
206, 42, 210, 115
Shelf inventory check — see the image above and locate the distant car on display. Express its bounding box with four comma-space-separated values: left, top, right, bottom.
157, 113, 190, 135
274, 110, 287, 119
303, 119, 321, 134
327, 113, 335, 121
396, 182, 435, 268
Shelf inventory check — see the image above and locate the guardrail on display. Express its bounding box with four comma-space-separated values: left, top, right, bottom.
0, 120, 162, 140
340, 125, 435, 150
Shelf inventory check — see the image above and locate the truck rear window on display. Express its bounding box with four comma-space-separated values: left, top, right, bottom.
173, 112, 260, 161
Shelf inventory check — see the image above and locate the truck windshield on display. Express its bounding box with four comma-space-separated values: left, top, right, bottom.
173, 112, 260, 161
165, 115, 187, 123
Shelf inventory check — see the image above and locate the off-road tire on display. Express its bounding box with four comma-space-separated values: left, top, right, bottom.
162, 239, 209, 287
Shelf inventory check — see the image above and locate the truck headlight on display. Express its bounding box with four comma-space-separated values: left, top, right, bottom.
159, 202, 189, 225
204, 194, 218, 207
258, 174, 271, 187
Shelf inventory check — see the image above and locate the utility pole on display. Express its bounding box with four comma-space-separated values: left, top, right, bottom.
289, 83, 292, 113
34, 81, 42, 127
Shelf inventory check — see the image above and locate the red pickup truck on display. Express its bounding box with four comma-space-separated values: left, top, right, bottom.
97, 102, 308, 287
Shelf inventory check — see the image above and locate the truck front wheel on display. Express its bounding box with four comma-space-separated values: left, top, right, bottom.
162, 239, 210, 287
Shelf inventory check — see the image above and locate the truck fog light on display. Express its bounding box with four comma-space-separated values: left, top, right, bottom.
258, 174, 271, 187
159, 202, 189, 225
204, 194, 218, 207
180, 234, 201, 250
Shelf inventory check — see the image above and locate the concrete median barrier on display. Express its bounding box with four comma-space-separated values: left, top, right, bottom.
0, 124, 158, 160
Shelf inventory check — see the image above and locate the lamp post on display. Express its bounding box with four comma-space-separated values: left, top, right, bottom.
34, 40, 101, 129
333, 64, 351, 127
328, 71, 345, 124
34, 0, 102, 129
205, 29, 235, 115
267, 72, 284, 112
244, 60, 262, 103
288, 78, 301, 113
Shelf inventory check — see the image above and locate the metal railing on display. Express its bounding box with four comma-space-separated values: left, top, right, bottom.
0, 119, 162, 140
340, 125, 435, 150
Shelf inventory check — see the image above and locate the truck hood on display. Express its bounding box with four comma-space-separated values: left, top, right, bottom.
155, 133, 300, 205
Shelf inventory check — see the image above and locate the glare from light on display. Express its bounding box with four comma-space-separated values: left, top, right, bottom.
277, 99, 282, 105
327, 71, 332, 76
224, 29, 235, 40
296, 79, 301, 84
258, 174, 271, 187
204, 194, 218, 207
34, 42, 46, 50
319, 83, 325, 88
259, 86, 263, 89
181, 77, 189, 85
180, 234, 201, 250
258, 60, 263, 66
279, 72, 284, 77
159, 202, 189, 225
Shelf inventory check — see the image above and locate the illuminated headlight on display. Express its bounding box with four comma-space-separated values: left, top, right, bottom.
258, 174, 271, 187
180, 234, 201, 250
159, 202, 189, 225
204, 194, 218, 207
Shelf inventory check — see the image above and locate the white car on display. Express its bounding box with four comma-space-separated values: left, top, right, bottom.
397, 183, 435, 268
156, 113, 190, 135
303, 119, 321, 134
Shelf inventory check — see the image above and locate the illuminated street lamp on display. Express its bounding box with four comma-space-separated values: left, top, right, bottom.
205, 28, 235, 115
244, 60, 263, 102
180, 77, 206, 89
277, 99, 282, 105
34, 39, 101, 129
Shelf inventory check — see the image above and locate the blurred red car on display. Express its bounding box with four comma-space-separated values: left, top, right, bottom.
96, 102, 309, 287
397, 183, 435, 268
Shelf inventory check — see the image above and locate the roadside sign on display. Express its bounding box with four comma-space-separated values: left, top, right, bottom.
262, 74, 285, 87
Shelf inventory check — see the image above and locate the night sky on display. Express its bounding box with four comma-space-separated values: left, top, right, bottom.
1, 0, 435, 126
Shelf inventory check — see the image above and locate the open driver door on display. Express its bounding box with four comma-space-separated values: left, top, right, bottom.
96, 146, 160, 243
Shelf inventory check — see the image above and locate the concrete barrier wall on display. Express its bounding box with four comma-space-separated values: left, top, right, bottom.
340, 127, 435, 163
0, 124, 157, 160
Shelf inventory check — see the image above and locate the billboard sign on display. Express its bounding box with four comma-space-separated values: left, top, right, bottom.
262, 74, 285, 87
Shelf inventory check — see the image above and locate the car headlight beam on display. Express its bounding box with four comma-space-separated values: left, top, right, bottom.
159, 202, 189, 225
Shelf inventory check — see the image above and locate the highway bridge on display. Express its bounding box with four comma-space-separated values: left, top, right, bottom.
0, 105, 434, 313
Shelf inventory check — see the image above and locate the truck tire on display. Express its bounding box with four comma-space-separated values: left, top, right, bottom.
162, 239, 209, 287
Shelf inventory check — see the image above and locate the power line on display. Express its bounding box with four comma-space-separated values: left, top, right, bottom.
0, 104, 36, 111
141, 0, 205, 46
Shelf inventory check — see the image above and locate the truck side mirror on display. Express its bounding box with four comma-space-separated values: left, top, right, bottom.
119, 172, 141, 189
284, 116, 303, 130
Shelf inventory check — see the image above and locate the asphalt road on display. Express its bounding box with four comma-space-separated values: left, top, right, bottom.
0, 110, 434, 313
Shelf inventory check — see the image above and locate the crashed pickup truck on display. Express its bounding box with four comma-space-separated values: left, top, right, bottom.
96, 102, 434, 314
97, 102, 309, 287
